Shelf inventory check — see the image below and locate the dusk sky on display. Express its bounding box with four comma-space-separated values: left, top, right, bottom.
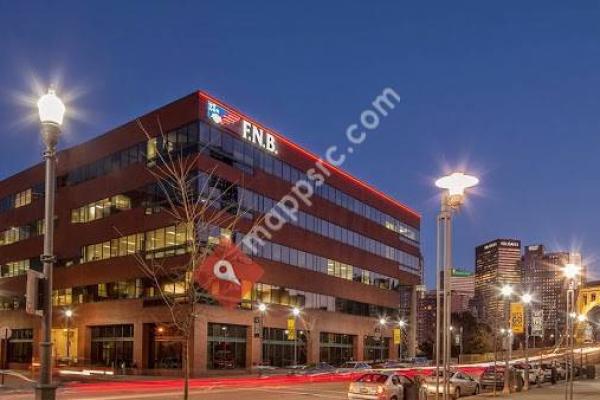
1, 1, 599, 288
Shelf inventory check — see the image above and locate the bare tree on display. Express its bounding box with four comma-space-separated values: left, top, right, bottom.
121, 119, 251, 399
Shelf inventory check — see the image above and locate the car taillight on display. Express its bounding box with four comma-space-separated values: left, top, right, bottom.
377, 385, 384, 394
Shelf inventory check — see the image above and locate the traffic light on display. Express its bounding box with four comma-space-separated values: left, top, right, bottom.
26, 269, 45, 316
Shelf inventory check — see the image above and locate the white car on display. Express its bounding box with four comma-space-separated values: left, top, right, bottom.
513, 363, 545, 384
348, 372, 416, 400
423, 371, 480, 399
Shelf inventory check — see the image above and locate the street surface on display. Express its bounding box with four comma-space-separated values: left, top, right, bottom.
3, 379, 600, 399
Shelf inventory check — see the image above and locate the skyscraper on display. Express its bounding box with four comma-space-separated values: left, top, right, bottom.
474, 239, 522, 326
521, 245, 583, 343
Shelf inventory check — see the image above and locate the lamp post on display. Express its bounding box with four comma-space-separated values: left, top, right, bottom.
379, 318, 387, 362
64, 309, 73, 362
577, 314, 587, 370
258, 303, 267, 366
434, 172, 478, 400
292, 307, 300, 366
398, 320, 407, 360
36, 88, 65, 400
563, 263, 580, 400
521, 293, 533, 391
500, 284, 513, 395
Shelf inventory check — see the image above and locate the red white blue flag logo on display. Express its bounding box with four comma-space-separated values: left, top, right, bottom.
207, 101, 240, 126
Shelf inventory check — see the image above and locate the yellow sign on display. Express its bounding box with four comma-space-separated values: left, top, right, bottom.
393, 328, 402, 345
287, 317, 296, 340
510, 303, 524, 334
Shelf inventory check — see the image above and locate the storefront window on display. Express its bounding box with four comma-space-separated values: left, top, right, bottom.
262, 327, 307, 367
207, 323, 246, 369
150, 324, 183, 369
319, 332, 354, 366
90, 324, 134, 368
7, 329, 33, 363
364, 336, 390, 361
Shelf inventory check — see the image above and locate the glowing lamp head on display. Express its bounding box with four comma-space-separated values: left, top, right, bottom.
563, 263, 580, 280
379, 318, 386, 326
292, 307, 300, 317
258, 303, 267, 313
435, 172, 479, 197
65, 309, 73, 318
521, 293, 533, 304
577, 314, 587, 323
398, 320, 407, 328
500, 285, 513, 298
37, 88, 66, 125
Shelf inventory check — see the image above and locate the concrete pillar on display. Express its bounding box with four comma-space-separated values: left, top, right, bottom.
307, 330, 320, 363
355, 334, 364, 361
132, 321, 145, 370
409, 285, 418, 358
192, 316, 207, 376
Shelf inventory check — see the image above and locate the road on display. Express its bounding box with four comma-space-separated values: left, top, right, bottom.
3, 379, 600, 400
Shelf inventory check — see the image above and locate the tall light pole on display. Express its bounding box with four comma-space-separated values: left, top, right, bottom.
501, 284, 513, 395
292, 307, 300, 366
577, 314, 587, 370
434, 172, 478, 400
398, 320, 407, 360
36, 88, 65, 400
521, 293, 533, 391
563, 263, 580, 400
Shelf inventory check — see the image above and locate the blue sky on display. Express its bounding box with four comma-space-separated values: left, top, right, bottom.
1, 1, 599, 288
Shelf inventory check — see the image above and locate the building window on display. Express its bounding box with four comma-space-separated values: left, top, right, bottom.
90, 324, 134, 368
207, 323, 247, 369
7, 329, 33, 363
0, 220, 44, 247
150, 324, 183, 369
14, 189, 32, 208
262, 327, 307, 367
0, 259, 39, 278
364, 336, 390, 361
71, 195, 132, 223
319, 332, 354, 365
52, 288, 73, 306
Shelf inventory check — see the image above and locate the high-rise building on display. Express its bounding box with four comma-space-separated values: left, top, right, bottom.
417, 289, 437, 350
450, 268, 475, 314
474, 239, 522, 326
0, 91, 422, 373
521, 245, 583, 342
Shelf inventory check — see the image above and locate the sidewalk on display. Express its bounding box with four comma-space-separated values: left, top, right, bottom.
481, 379, 600, 399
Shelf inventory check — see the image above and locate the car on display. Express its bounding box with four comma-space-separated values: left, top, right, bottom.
422, 371, 480, 399
480, 366, 523, 392
513, 362, 545, 384
290, 362, 336, 375
338, 361, 372, 372
348, 372, 417, 400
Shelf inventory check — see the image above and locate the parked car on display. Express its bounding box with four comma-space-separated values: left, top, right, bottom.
348, 372, 417, 400
338, 361, 372, 372
290, 362, 336, 375
422, 371, 480, 399
513, 362, 545, 384
480, 366, 523, 392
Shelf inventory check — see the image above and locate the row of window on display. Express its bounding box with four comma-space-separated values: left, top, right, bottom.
199, 121, 419, 242
253, 283, 398, 318
49, 276, 397, 320
81, 224, 193, 263
237, 187, 420, 272
71, 195, 132, 224
0, 185, 43, 215
243, 235, 400, 291
0, 259, 41, 278
0, 219, 44, 247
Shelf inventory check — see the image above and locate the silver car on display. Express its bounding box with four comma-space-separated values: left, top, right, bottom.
348, 372, 415, 400
423, 371, 480, 399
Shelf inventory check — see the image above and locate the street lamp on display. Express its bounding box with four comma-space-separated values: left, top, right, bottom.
577, 314, 587, 369
521, 293, 533, 391
562, 263, 580, 400
64, 309, 73, 362
434, 172, 478, 400
378, 318, 387, 361
292, 307, 300, 366
257, 304, 267, 366
36, 88, 65, 400
501, 284, 513, 395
